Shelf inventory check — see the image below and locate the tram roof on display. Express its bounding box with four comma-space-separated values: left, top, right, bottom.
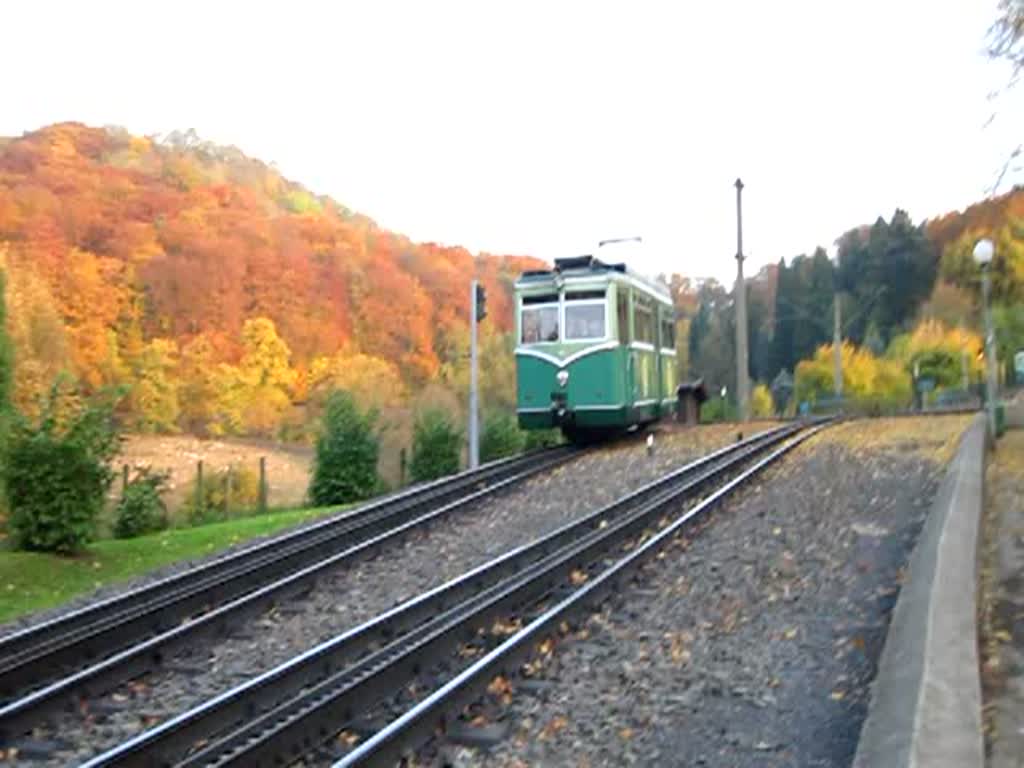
515, 255, 671, 302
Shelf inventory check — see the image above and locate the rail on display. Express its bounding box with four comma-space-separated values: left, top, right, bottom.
80, 421, 822, 766
0, 446, 578, 743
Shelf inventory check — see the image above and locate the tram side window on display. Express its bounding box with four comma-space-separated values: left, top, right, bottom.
634, 301, 655, 345
661, 316, 675, 349
617, 292, 630, 343
521, 305, 559, 343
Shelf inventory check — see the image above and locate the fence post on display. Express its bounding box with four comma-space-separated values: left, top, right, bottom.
122, 464, 129, 496
400, 448, 407, 487
226, 467, 233, 518
196, 460, 204, 516
259, 457, 267, 513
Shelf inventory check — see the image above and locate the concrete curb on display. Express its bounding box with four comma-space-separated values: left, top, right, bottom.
852, 412, 986, 768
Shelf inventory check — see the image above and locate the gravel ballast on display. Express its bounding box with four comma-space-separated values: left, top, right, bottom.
425, 415, 971, 768
15, 424, 760, 766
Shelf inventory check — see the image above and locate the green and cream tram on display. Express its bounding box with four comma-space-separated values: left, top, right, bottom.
514, 246, 678, 441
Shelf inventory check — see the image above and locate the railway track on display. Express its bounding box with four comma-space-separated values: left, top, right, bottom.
0, 445, 579, 744
78, 420, 826, 767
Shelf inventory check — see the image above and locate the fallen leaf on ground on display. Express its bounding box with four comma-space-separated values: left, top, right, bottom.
488, 675, 512, 696
492, 618, 521, 636
540, 715, 569, 740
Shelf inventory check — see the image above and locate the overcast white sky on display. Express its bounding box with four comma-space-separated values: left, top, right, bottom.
3, 1, 1022, 283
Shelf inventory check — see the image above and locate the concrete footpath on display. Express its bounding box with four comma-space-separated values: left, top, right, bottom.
853, 413, 986, 768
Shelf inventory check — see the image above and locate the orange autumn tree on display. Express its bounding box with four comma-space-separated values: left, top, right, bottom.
0, 247, 73, 419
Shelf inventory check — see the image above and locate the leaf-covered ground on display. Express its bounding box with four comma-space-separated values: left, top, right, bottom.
798, 414, 971, 465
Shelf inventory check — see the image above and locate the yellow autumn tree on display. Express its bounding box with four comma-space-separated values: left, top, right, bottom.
750, 383, 774, 417
887, 319, 983, 390
129, 339, 180, 433
436, 325, 518, 412
214, 318, 296, 436
795, 342, 911, 406
178, 333, 222, 435
307, 350, 406, 413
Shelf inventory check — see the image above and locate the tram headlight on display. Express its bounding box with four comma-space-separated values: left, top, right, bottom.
557, 369, 569, 387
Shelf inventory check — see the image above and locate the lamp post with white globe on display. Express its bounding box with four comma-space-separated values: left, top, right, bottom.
973, 238, 998, 438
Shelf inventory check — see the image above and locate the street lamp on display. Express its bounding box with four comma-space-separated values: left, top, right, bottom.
973, 238, 998, 439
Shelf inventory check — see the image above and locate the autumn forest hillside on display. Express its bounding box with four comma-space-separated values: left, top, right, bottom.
3, 122, 1024, 457
0, 122, 543, 442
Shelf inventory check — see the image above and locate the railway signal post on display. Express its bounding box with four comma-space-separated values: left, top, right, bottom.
470, 280, 487, 468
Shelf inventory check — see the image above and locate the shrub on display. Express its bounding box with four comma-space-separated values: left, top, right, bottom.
751, 383, 774, 418
308, 390, 380, 506
480, 412, 525, 463
0, 267, 13, 507
7, 382, 122, 553
114, 468, 169, 538
699, 396, 737, 423
410, 408, 461, 482
522, 427, 562, 451
185, 463, 261, 525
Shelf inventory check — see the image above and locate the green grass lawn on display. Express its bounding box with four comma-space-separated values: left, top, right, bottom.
0, 505, 343, 625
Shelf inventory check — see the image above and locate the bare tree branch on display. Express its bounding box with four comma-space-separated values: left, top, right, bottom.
989, 144, 1023, 197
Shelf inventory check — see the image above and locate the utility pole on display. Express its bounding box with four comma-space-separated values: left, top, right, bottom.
832, 294, 843, 399
734, 178, 750, 422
